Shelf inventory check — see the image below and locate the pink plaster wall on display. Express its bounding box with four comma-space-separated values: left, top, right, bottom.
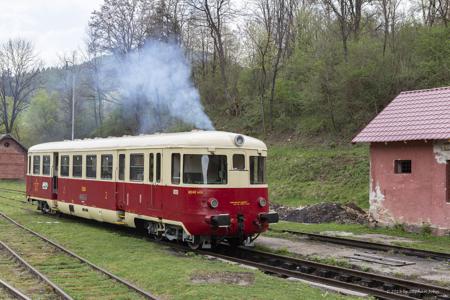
370, 141, 450, 232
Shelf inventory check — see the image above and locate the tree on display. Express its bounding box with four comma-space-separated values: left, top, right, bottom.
376, 0, 401, 56
248, 0, 299, 130
186, 0, 239, 114
0, 39, 41, 134
88, 0, 151, 55
322, 0, 366, 61
22, 90, 62, 145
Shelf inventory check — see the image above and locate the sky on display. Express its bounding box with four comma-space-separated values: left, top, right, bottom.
0, 0, 104, 67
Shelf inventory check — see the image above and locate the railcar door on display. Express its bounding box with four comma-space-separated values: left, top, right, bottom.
147, 151, 163, 211
148, 153, 155, 209
116, 152, 127, 211
52, 152, 59, 199
153, 152, 163, 210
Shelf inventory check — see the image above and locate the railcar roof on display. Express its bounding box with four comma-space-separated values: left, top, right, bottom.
28, 131, 267, 152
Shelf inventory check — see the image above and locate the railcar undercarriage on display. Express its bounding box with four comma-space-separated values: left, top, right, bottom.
135, 218, 256, 249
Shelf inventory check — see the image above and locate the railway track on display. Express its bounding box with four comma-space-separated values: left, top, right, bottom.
0, 240, 71, 299
201, 246, 450, 300
270, 229, 450, 261
0, 212, 158, 300
0, 187, 26, 195
0, 278, 31, 300
1, 190, 449, 299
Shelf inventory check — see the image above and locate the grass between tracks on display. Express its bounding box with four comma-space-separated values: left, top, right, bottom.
267, 221, 450, 254
0, 180, 356, 300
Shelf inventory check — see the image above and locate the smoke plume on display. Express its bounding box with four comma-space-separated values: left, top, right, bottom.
103, 40, 214, 132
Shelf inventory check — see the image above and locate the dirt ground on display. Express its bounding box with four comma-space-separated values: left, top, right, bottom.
255, 234, 450, 286
190, 271, 255, 286
273, 202, 368, 224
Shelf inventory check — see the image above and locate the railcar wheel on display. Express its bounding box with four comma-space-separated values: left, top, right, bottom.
154, 232, 163, 241
188, 236, 202, 250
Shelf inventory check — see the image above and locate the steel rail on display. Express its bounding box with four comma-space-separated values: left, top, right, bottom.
0, 212, 158, 300
270, 229, 450, 261
212, 246, 450, 300
0, 278, 31, 300
0, 187, 26, 194
0, 241, 73, 300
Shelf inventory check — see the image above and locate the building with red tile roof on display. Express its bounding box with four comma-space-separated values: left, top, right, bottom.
353, 87, 450, 235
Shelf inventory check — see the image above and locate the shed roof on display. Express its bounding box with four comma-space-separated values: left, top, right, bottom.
352, 86, 450, 143
0, 134, 27, 153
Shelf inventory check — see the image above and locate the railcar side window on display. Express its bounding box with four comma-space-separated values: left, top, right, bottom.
101, 155, 113, 179
130, 154, 144, 181
72, 155, 82, 177
149, 153, 154, 182
250, 156, 266, 184
43, 155, 51, 175
156, 153, 161, 183
119, 154, 125, 181
172, 153, 181, 184
60, 155, 70, 177
183, 155, 227, 184
33, 156, 41, 175
233, 154, 245, 170
86, 155, 97, 178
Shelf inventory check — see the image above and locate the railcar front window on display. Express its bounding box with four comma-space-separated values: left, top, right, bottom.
61, 156, 70, 177
86, 155, 97, 178
101, 155, 113, 179
233, 154, 245, 170
130, 154, 144, 181
250, 156, 266, 184
28, 156, 31, 174
33, 156, 41, 175
43, 155, 51, 175
183, 155, 227, 184
72, 155, 82, 177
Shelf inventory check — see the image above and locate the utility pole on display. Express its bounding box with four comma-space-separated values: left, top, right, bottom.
65, 51, 77, 141
71, 68, 76, 140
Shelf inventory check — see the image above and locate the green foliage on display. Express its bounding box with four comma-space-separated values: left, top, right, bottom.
20, 89, 63, 146
208, 24, 450, 141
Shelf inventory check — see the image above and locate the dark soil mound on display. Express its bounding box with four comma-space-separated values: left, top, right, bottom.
272, 202, 368, 224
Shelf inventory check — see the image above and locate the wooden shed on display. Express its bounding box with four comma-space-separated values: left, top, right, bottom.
0, 134, 27, 180
353, 87, 450, 235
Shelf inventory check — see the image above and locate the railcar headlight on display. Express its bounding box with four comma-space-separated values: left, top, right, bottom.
208, 198, 219, 209
234, 135, 245, 147
258, 197, 267, 207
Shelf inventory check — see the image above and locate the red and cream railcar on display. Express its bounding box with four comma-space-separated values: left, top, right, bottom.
26, 131, 278, 248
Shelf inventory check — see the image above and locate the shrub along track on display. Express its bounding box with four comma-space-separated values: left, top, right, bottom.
270, 229, 450, 261
0, 211, 157, 300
